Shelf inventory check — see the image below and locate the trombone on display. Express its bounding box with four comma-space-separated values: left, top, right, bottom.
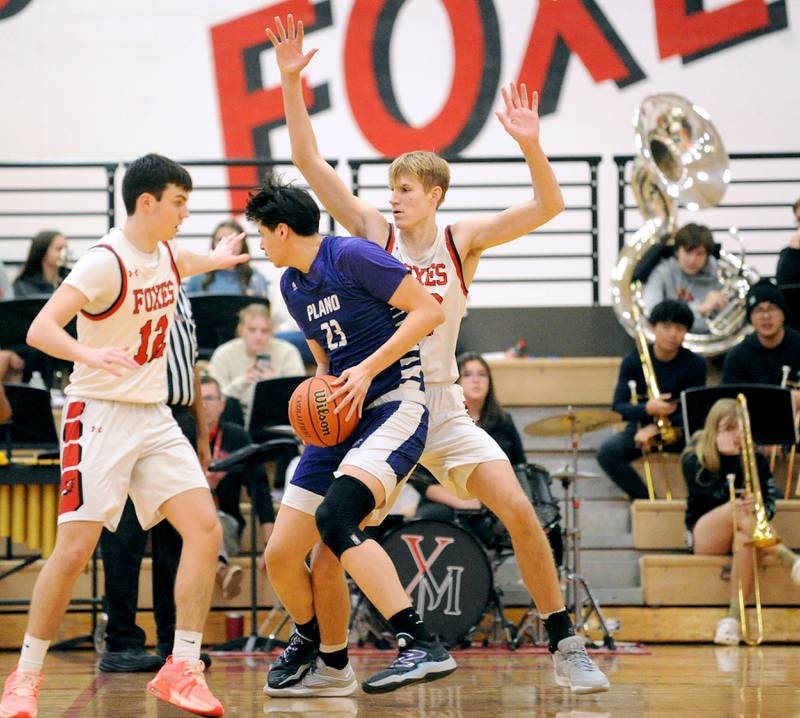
630, 303, 681, 499
727, 393, 781, 646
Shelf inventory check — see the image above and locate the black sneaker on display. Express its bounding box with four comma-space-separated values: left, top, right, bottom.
361, 633, 457, 694
98, 648, 163, 673
264, 630, 318, 692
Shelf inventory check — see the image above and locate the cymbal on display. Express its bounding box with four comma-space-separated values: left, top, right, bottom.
550, 468, 602, 481
524, 410, 622, 437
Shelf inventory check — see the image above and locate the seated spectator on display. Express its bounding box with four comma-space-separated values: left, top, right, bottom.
722, 280, 800, 408
776, 196, 800, 287
207, 303, 305, 423
597, 299, 706, 500
201, 375, 275, 585
643, 223, 726, 334
13, 230, 69, 298
682, 398, 800, 645
185, 220, 269, 297
0, 260, 13, 300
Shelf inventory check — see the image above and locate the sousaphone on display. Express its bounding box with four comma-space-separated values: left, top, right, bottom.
611, 93, 759, 356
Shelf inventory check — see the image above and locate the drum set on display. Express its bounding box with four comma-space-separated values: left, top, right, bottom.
351, 408, 621, 650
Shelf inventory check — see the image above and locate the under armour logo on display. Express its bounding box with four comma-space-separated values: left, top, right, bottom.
128, 269, 140, 277
292, 282, 298, 290
90, 425, 103, 433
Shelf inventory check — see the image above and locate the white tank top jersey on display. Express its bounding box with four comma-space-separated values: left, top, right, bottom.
63, 228, 180, 403
386, 224, 467, 385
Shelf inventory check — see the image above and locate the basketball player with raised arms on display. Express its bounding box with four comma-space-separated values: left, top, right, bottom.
0, 154, 247, 718
265, 15, 610, 695
245, 178, 458, 696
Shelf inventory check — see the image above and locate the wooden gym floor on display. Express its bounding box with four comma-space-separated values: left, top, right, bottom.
1, 645, 799, 717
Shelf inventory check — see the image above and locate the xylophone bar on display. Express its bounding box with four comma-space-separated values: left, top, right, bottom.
0, 462, 60, 558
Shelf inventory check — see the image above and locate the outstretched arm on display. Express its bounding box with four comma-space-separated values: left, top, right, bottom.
454, 82, 564, 255
175, 231, 250, 278
267, 15, 388, 242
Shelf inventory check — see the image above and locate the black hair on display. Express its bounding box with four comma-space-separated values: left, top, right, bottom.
122, 153, 192, 215
456, 351, 508, 433
17, 230, 63, 281
200, 219, 253, 293
674, 222, 714, 255
793, 197, 800, 216
245, 176, 320, 236
649, 299, 694, 330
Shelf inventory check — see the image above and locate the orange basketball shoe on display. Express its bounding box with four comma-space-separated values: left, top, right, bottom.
147, 657, 223, 717
0, 669, 42, 718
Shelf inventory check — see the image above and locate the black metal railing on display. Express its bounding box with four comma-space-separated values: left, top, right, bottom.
613, 152, 800, 280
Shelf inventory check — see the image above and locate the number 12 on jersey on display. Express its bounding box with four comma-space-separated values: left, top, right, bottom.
133, 314, 169, 365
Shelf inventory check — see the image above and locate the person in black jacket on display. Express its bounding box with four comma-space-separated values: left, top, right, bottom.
722, 280, 800, 406
597, 299, 707, 500
681, 398, 800, 645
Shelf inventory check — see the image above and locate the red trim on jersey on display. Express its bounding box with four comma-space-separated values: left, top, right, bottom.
80, 244, 128, 321
162, 241, 181, 283
59, 469, 83, 515
59, 398, 85, 515
63, 419, 82, 444
444, 225, 468, 296
386, 224, 395, 254
66, 400, 86, 420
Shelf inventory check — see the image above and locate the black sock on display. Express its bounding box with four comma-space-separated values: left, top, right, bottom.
544, 609, 575, 653
388, 608, 434, 643
295, 618, 319, 644
319, 646, 349, 670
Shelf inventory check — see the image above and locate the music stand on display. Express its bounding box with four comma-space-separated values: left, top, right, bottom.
1, 384, 60, 458
681, 384, 797, 444
208, 438, 299, 652
188, 294, 269, 359
247, 376, 306, 442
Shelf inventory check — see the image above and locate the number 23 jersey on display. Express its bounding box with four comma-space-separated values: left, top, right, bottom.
281, 236, 425, 408
63, 228, 180, 403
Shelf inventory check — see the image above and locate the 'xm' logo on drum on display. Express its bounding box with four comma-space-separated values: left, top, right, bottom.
400, 535, 464, 619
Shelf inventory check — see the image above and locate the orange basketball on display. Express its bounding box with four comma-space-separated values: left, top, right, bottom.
288, 375, 359, 447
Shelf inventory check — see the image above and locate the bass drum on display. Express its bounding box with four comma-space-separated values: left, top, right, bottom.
380, 519, 492, 645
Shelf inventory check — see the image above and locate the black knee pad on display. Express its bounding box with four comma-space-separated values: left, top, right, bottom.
315, 475, 376, 559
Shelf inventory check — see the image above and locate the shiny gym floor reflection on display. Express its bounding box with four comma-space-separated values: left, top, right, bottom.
2, 645, 799, 717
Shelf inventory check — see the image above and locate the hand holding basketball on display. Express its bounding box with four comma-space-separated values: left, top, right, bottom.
288, 375, 360, 447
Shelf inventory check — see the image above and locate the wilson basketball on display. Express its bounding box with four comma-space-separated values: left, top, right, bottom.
288, 375, 359, 447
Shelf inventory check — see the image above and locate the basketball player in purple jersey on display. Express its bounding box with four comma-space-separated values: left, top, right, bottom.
245, 179, 458, 696
264, 15, 610, 695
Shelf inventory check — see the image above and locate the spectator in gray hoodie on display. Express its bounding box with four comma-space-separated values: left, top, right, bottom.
643, 223, 726, 333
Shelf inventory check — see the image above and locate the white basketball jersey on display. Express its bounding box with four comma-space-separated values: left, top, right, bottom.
387, 224, 467, 385
65, 229, 180, 403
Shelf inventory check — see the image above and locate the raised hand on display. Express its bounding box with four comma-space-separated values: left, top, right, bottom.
210, 231, 249, 270
266, 14, 318, 78
495, 82, 540, 146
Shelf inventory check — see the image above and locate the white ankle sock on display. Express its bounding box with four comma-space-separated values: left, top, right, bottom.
18, 634, 49, 674
172, 630, 203, 664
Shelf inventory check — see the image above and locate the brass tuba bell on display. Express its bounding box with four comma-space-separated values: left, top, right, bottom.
611, 93, 759, 357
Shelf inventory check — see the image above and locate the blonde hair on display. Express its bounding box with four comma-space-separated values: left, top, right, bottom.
687, 398, 738, 472
236, 303, 271, 333
388, 151, 450, 208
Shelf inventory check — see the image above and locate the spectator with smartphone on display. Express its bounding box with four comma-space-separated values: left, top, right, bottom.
207, 303, 305, 423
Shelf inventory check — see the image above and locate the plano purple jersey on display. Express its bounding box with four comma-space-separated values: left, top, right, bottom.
281, 236, 425, 407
